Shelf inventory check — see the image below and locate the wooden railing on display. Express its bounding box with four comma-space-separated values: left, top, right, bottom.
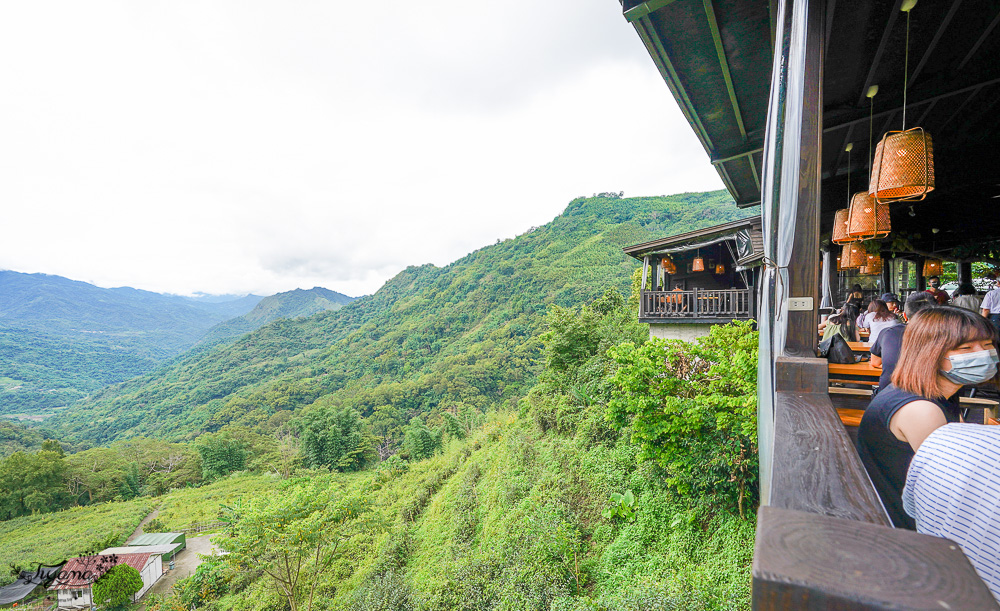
639, 288, 752, 319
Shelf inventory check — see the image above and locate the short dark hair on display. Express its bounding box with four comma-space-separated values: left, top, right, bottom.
904, 291, 937, 319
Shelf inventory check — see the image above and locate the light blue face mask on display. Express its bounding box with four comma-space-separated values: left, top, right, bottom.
941, 348, 1000, 385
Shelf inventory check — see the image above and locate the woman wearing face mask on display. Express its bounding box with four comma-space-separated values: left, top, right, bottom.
857, 305, 999, 529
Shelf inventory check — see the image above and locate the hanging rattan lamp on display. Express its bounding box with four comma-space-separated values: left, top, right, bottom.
861, 255, 883, 275
870, 129, 935, 203
922, 258, 943, 276
836, 255, 843, 271
661, 258, 677, 275
831, 208, 852, 244
868, 1, 935, 204
847, 191, 891, 239
714, 263, 725, 275
692, 250, 705, 272
841, 242, 866, 269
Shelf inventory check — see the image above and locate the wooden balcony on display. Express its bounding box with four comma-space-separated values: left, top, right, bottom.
639, 288, 754, 322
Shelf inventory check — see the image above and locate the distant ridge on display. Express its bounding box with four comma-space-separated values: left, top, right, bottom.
0, 270, 263, 414
198, 287, 355, 346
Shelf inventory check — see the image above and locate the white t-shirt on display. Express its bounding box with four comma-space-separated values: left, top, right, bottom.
981, 287, 1000, 314
903, 424, 1000, 601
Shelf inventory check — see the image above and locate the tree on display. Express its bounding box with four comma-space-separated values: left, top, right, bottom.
93, 563, 143, 610
296, 406, 370, 471
195, 431, 248, 481
217, 482, 367, 611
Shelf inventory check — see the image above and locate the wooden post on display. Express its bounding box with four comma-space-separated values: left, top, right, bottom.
693, 286, 700, 316
781, 0, 823, 358
959, 260, 973, 285
915, 256, 925, 291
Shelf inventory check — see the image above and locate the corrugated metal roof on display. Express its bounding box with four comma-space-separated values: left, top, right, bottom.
129, 532, 184, 547
49, 553, 151, 590
101, 545, 176, 556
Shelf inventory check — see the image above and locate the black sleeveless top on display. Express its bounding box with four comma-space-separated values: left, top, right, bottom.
856, 384, 961, 529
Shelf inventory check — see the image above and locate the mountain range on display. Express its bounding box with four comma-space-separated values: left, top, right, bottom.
0, 271, 354, 415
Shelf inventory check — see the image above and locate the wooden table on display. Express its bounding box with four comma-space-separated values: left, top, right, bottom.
828, 361, 881, 386
847, 342, 870, 352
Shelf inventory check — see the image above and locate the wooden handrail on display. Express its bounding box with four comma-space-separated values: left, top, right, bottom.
756, 357, 999, 608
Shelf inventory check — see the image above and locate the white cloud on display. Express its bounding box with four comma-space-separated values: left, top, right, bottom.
0, 0, 722, 298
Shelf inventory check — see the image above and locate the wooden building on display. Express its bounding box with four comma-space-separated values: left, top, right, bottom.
624, 217, 763, 340
617, 0, 1000, 607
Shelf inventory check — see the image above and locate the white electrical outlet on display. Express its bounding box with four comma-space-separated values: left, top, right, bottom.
788, 297, 814, 311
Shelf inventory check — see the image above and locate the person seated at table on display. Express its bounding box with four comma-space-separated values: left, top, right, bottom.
902, 423, 1000, 602
819, 303, 860, 343
861, 299, 902, 347
881, 292, 904, 321
871, 292, 937, 390
858, 306, 999, 529
925, 276, 950, 305
951, 282, 982, 313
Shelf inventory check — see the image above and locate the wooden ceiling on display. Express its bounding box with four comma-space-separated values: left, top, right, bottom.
623, 0, 1000, 257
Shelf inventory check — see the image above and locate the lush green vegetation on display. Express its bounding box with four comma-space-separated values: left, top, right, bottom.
0, 270, 263, 415
2, 191, 760, 609
48, 192, 752, 444
0, 498, 153, 583
196, 287, 355, 348
141, 294, 758, 610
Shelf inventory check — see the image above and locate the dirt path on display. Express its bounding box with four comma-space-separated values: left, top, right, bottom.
127, 506, 161, 543
138, 534, 219, 608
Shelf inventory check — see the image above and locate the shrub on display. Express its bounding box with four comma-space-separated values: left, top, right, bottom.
607, 320, 758, 516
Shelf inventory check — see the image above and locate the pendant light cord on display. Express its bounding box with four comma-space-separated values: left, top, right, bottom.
903, 10, 910, 130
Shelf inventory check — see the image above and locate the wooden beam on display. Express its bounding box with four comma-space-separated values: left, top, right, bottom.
703, 0, 748, 139
825, 77, 1000, 133
908, 0, 963, 86
754, 506, 1000, 610
856, 0, 906, 108
633, 17, 715, 152
623, 0, 679, 23
711, 142, 764, 164
956, 8, 1000, 73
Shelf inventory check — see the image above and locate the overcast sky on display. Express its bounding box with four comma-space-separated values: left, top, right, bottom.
0, 1, 723, 298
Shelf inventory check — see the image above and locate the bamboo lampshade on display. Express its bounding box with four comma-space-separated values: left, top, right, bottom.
869, 127, 935, 203
861, 255, 883, 275
923, 258, 943, 276
692, 257, 705, 272
841, 242, 866, 269
661, 258, 677, 274
847, 192, 891, 239
836, 255, 843, 271
714, 263, 725, 275
831, 208, 852, 244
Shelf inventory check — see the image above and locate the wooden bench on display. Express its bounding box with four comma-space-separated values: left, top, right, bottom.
828, 386, 1000, 427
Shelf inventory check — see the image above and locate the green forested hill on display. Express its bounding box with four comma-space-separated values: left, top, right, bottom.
196, 287, 356, 347
49, 191, 753, 443
0, 271, 262, 415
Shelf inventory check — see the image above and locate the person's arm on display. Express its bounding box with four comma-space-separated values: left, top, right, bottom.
818, 320, 828, 332
889, 400, 949, 452
870, 354, 882, 368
